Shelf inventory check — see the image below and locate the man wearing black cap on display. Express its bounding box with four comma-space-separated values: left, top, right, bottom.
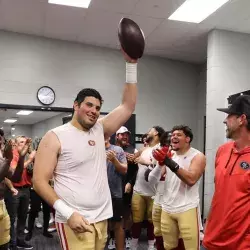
203, 95, 250, 250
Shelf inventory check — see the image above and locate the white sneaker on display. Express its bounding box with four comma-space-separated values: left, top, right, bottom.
108, 238, 116, 250
47, 224, 56, 233
35, 218, 42, 229
49, 214, 54, 224
148, 240, 155, 250
148, 246, 155, 250
130, 238, 138, 250
125, 237, 131, 249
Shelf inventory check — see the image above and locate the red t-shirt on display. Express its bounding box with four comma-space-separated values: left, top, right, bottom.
11, 152, 32, 187
203, 142, 250, 250
12, 168, 32, 187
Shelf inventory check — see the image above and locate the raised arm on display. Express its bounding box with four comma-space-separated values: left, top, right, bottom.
99, 52, 138, 138
0, 140, 27, 182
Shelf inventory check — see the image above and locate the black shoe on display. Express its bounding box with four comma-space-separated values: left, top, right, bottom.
17, 241, 33, 249
25, 232, 33, 241
43, 232, 53, 238
10, 245, 17, 250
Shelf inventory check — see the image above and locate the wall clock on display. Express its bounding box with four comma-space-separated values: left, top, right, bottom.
37, 86, 55, 105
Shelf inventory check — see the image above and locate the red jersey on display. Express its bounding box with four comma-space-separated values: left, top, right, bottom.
203, 141, 250, 250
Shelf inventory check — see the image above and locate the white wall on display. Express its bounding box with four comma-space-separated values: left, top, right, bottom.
205, 29, 250, 217
0, 31, 202, 148
11, 124, 32, 138
197, 64, 207, 217
32, 112, 71, 139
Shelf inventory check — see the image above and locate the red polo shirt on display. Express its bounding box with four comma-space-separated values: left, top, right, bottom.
203, 141, 250, 250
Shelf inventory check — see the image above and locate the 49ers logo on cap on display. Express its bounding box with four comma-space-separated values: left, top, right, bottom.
88, 140, 95, 146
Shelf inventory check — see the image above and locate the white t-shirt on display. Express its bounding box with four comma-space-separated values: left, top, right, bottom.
52, 122, 112, 224
162, 147, 202, 214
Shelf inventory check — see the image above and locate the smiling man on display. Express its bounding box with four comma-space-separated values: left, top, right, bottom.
33, 50, 138, 250
203, 95, 250, 250
153, 125, 206, 250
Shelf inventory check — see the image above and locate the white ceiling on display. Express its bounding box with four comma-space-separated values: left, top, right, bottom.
0, 108, 70, 133
0, 0, 250, 63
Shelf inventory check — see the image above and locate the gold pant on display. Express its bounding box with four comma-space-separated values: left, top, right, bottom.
0, 200, 10, 246
56, 220, 108, 250
131, 192, 153, 223
161, 207, 199, 250
152, 203, 162, 237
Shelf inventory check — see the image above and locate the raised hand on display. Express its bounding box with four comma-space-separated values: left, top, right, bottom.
152, 146, 172, 165
3, 140, 13, 162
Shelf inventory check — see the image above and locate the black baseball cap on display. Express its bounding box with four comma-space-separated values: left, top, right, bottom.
217, 95, 250, 118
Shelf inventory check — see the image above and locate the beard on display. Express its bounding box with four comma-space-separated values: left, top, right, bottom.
117, 139, 128, 147
146, 135, 153, 143
171, 146, 180, 151
77, 117, 96, 130
226, 127, 235, 139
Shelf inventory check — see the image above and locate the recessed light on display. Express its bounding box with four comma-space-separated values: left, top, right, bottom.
16, 110, 33, 115
12, 134, 15, 137
48, 0, 92, 8
4, 119, 17, 124
11, 127, 15, 130
168, 0, 230, 23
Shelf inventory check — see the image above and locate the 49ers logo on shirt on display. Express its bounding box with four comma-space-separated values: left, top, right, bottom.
88, 140, 95, 146
240, 161, 250, 170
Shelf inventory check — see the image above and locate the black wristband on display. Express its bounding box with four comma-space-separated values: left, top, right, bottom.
164, 157, 179, 173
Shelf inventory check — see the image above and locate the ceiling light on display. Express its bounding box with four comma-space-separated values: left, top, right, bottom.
168, 0, 230, 23
12, 134, 15, 137
16, 110, 33, 115
11, 127, 15, 130
4, 119, 17, 123
48, 0, 92, 8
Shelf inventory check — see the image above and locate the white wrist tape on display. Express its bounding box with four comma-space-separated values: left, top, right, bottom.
53, 199, 74, 220
126, 62, 137, 83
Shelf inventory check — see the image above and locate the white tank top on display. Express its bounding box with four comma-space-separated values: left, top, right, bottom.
133, 146, 158, 197
52, 122, 112, 224
162, 147, 201, 213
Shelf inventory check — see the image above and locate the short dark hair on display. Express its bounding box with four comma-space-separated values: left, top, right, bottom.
153, 126, 165, 139
171, 125, 193, 143
247, 119, 250, 131
0, 129, 4, 137
160, 131, 171, 146
74, 88, 103, 106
